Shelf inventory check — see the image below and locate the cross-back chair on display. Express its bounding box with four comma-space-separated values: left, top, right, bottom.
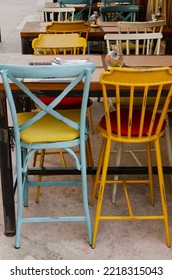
37, 6, 75, 22
0, 61, 96, 249
91, 66, 172, 248
59, 0, 93, 21
99, 4, 140, 22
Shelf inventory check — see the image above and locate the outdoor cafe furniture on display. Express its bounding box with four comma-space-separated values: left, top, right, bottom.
0, 61, 96, 248
1, 53, 172, 237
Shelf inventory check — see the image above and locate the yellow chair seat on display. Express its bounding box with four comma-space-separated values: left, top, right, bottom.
17, 109, 81, 143
121, 41, 143, 51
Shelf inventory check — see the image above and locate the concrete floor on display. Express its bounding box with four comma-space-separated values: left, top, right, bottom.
1, 0, 172, 260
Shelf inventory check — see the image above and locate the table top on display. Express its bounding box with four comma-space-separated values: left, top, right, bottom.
20, 21, 153, 37
20, 19, 172, 40
1, 54, 172, 91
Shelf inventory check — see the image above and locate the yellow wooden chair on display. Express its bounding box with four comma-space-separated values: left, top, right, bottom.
32, 33, 94, 202
91, 67, 172, 248
46, 20, 91, 53
46, 20, 90, 41
104, 31, 172, 203
32, 33, 87, 55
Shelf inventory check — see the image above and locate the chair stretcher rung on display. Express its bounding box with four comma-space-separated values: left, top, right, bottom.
99, 216, 164, 221
22, 216, 86, 223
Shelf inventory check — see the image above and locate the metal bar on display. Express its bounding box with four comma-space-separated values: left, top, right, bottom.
0, 93, 16, 236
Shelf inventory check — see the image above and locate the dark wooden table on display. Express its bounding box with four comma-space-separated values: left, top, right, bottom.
20, 20, 172, 54
1, 53, 172, 236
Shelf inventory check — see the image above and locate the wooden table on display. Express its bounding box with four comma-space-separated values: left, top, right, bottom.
20, 21, 172, 54
1, 53, 172, 236
20, 21, 116, 54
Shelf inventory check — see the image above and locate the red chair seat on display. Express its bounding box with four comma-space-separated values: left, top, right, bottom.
100, 109, 166, 136
39, 97, 92, 110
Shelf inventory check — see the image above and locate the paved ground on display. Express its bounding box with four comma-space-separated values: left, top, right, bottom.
1, 0, 172, 260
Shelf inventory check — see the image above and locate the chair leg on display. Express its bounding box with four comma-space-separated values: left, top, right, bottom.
146, 142, 154, 206
90, 138, 107, 206
164, 113, 172, 181
87, 107, 94, 134
154, 138, 171, 247
15, 148, 24, 249
112, 142, 123, 204
86, 137, 94, 167
80, 140, 92, 245
92, 139, 111, 249
35, 149, 45, 203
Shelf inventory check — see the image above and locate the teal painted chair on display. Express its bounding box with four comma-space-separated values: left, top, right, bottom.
59, 0, 93, 21
0, 62, 96, 248
100, 5, 140, 22
103, 0, 136, 6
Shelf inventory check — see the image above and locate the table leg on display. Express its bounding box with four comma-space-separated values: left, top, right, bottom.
21, 37, 33, 54
165, 37, 172, 54
0, 93, 16, 236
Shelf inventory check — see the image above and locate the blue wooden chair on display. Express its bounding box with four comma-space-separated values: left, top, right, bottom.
59, 0, 93, 21
0, 61, 95, 249
100, 4, 140, 22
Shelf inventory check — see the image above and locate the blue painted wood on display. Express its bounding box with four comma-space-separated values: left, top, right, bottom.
0, 62, 96, 248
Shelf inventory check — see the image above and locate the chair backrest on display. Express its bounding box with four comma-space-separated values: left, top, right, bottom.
115, 20, 165, 34
104, 32, 163, 55
103, 0, 136, 6
32, 33, 87, 55
100, 5, 140, 21
46, 20, 90, 41
59, 0, 93, 21
37, 6, 75, 22
100, 67, 172, 140
0, 62, 96, 144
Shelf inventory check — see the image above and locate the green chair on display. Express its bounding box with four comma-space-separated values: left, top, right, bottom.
0, 61, 95, 248
100, 5, 140, 22
59, 0, 93, 21
103, 0, 136, 6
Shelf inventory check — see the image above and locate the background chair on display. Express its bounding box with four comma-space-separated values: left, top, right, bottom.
0, 61, 96, 248
46, 20, 91, 53
59, 0, 93, 21
37, 6, 75, 22
46, 20, 90, 42
99, 5, 140, 22
114, 19, 165, 34
32, 33, 87, 55
103, 0, 136, 6
91, 66, 172, 248
104, 32, 162, 55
